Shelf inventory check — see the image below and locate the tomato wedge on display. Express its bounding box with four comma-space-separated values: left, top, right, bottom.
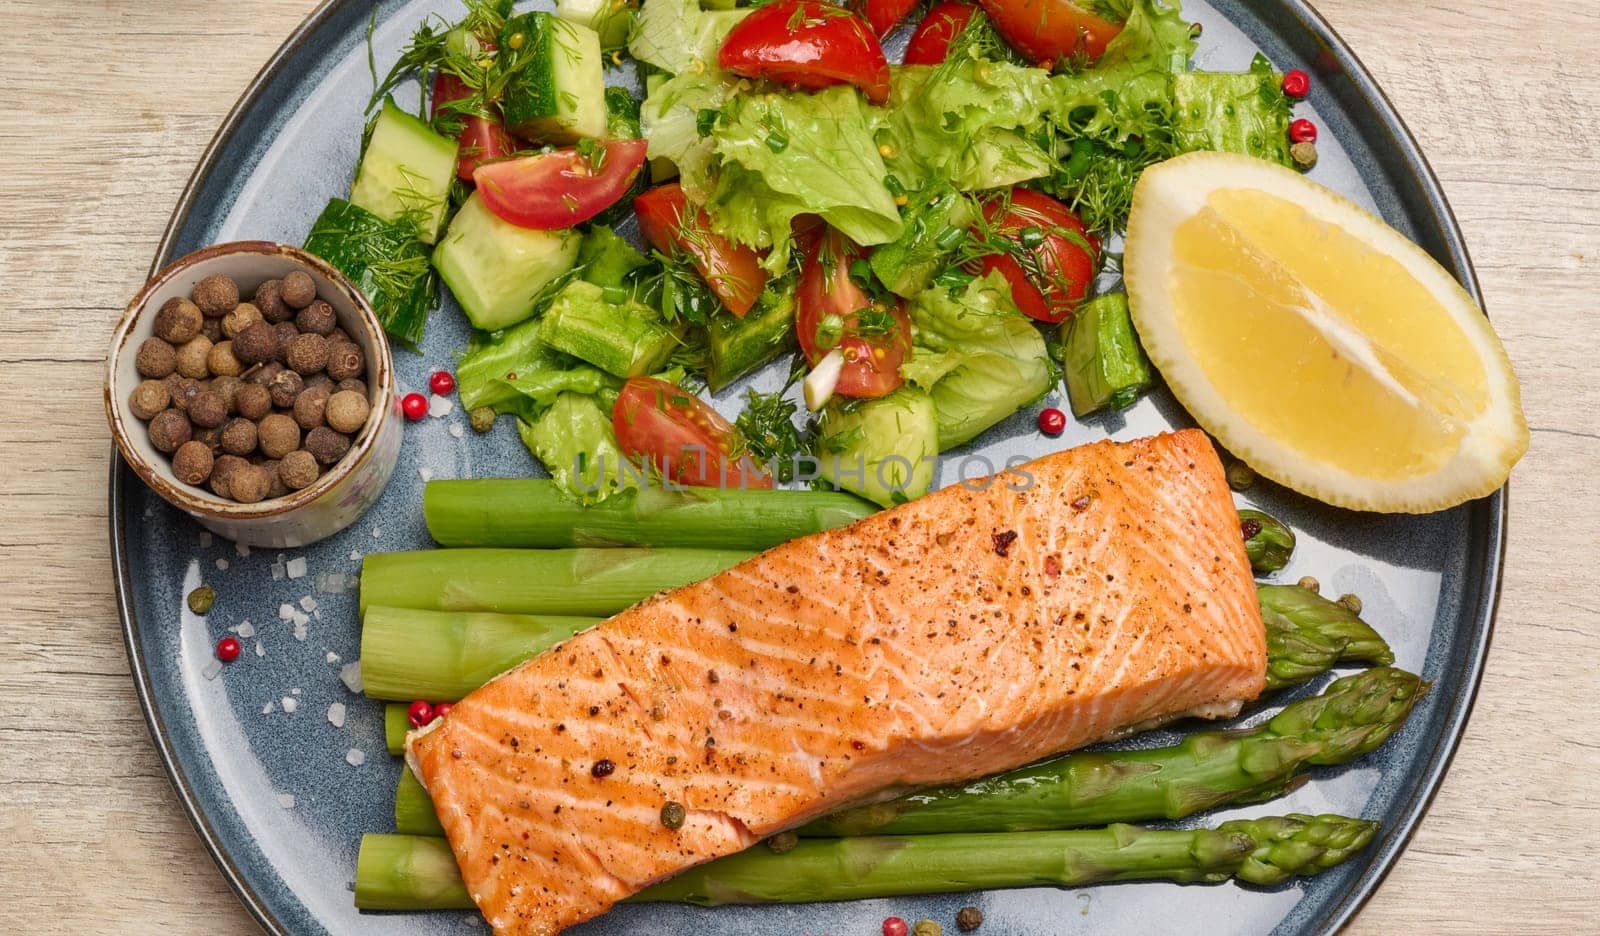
975, 0, 1124, 66
718, 0, 891, 105
473, 139, 647, 230
612, 377, 773, 489
903, 1, 978, 65
856, 0, 919, 35
634, 184, 769, 317
973, 187, 1099, 324
431, 72, 516, 181
796, 229, 910, 399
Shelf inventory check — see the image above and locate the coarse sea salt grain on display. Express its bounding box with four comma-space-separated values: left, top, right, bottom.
315, 571, 352, 595
281, 696, 298, 713
198, 532, 213, 549
371, 527, 383, 539
429, 395, 454, 418
286, 557, 308, 579
293, 622, 308, 642
291, 610, 310, 628
271, 556, 286, 581
279, 603, 296, 621
418, 467, 433, 482
255, 641, 266, 658
449, 422, 465, 439
339, 661, 363, 694
235, 542, 251, 557
277, 793, 296, 809
215, 558, 230, 571
326, 651, 341, 664
349, 549, 363, 562
261, 701, 275, 715
231, 620, 256, 639
201, 660, 223, 681
328, 702, 347, 728
299, 595, 318, 612
346, 749, 367, 767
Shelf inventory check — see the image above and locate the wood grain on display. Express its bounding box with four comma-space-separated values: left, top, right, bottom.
1, 0, 1595, 932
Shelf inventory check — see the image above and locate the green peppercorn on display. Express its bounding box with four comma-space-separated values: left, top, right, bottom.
469, 406, 497, 434
913, 920, 943, 936
956, 907, 983, 932
187, 585, 216, 615
1226, 460, 1257, 491
1338, 592, 1363, 614
659, 801, 686, 831
1297, 575, 1320, 594
765, 830, 799, 854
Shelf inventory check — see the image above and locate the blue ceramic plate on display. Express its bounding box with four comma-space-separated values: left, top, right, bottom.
113, 1, 1506, 933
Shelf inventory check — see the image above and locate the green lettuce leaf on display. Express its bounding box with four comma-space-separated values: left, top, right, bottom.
627, 0, 746, 76
1170, 55, 1294, 166
456, 315, 618, 420
518, 392, 638, 501
902, 272, 1053, 448
1050, 0, 1195, 135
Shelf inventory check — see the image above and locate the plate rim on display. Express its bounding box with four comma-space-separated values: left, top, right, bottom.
111, 1, 1508, 933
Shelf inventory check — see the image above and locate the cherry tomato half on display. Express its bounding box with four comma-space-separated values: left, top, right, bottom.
973, 188, 1098, 324
431, 72, 517, 182
796, 229, 911, 399
634, 184, 769, 317
473, 139, 646, 230
976, 0, 1124, 67
903, 1, 978, 65
612, 377, 773, 489
718, 0, 891, 105
856, 0, 919, 36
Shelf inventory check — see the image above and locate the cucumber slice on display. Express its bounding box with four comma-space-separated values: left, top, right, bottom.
540, 280, 679, 378
555, 0, 636, 50
817, 387, 938, 507
499, 13, 608, 145
643, 72, 678, 183
706, 290, 797, 392
1062, 292, 1153, 417
349, 98, 458, 243
303, 198, 438, 347
432, 192, 581, 331
577, 226, 650, 290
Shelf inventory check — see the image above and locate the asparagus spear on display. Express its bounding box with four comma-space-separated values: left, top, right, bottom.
385, 704, 409, 755
358, 547, 754, 616
361, 606, 600, 702
803, 667, 1422, 836
1061, 292, 1154, 418
1239, 508, 1295, 573
423, 480, 875, 550
353, 815, 1377, 911
396, 767, 444, 837
1260, 584, 1394, 691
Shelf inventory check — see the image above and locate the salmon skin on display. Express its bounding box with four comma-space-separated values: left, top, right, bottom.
408, 430, 1266, 934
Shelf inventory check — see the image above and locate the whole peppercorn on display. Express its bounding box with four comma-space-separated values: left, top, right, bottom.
153, 296, 203, 344
199, 318, 223, 343
305, 426, 351, 465
267, 369, 304, 409
207, 340, 244, 378
192, 425, 223, 455
1338, 593, 1363, 615
220, 417, 259, 457
209, 375, 243, 414
325, 390, 370, 434
590, 758, 616, 779
293, 384, 331, 430
148, 409, 193, 453
1289, 141, 1319, 171
209, 454, 247, 498
187, 389, 228, 429
262, 460, 290, 498
128, 380, 171, 421
186, 585, 215, 615
659, 801, 687, 830
1297, 575, 1321, 594
175, 335, 214, 379
303, 372, 334, 395
328, 326, 351, 345
164, 374, 201, 412
171, 440, 215, 485
325, 341, 365, 382
765, 831, 798, 854
469, 406, 496, 433
193, 273, 240, 317
272, 321, 300, 363
280, 270, 316, 309
1226, 461, 1256, 491
228, 463, 272, 504
1288, 117, 1318, 143
222, 302, 264, 340
234, 322, 279, 365
135, 337, 178, 379
257, 413, 301, 460
955, 907, 983, 932
253, 279, 291, 324
912, 920, 942, 936
286, 333, 329, 375
246, 360, 283, 386
296, 299, 337, 336
234, 382, 272, 421
336, 378, 368, 397
278, 449, 320, 490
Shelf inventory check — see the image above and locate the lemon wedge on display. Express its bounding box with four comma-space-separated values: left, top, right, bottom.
1124, 152, 1526, 513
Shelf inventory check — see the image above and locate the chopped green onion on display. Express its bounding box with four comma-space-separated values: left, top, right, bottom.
601, 286, 629, 304
696, 108, 719, 137
764, 130, 790, 153
884, 174, 905, 197
1019, 226, 1046, 249
934, 226, 966, 251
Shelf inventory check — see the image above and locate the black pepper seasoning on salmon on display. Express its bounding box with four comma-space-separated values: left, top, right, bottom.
992, 530, 1018, 556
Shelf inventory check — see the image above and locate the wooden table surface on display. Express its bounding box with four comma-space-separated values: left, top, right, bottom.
2, 0, 1596, 932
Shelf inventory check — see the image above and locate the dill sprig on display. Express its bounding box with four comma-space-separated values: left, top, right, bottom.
734, 387, 808, 482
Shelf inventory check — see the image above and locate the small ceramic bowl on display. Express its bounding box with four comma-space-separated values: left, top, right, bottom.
107, 241, 403, 548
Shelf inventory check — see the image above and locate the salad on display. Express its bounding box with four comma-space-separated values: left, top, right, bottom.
306, 0, 1306, 508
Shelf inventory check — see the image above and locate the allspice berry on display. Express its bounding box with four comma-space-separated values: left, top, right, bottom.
222, 302, 264, 339
257, 413, 301, 459
135, 337, 177, 379
325, 390, 370, 433
234, 321, 279, 365
153, 297, 203, 344
171, 440, 214, 485
278, 449, 320, 490
210, 375, 244, 414
305, 426, 351, 465
268, 368, 304, 409
325, 341, 365, 382
293, 384, 330, 430
193, 273, 240, 317
280, 270, 316, 309
175, 335, 213, 379
253, 279, 291, 324
128, 380, 171, 421
295, 299, 337, 336
272, 321, 300, 363
164, 374, 201, 412
235, 382, 272, 421
303, 373, 333, 395
207, 340, 244, 378
199, 318, 222, 343
148, 409, 193, 453
247, 360, 284, 387
192, 425, 222, 455
228, 464, 272, 504
188, 389, 228, 429
336, 378, 367, 397
327, 326, 351, 345
285, 333, 329, 375
262, 460, 290, 499
210, 454, 248, 498
220, 417, 258, 456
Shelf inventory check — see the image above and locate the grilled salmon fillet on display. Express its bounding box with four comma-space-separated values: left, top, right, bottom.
408, 429, 1265, 934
